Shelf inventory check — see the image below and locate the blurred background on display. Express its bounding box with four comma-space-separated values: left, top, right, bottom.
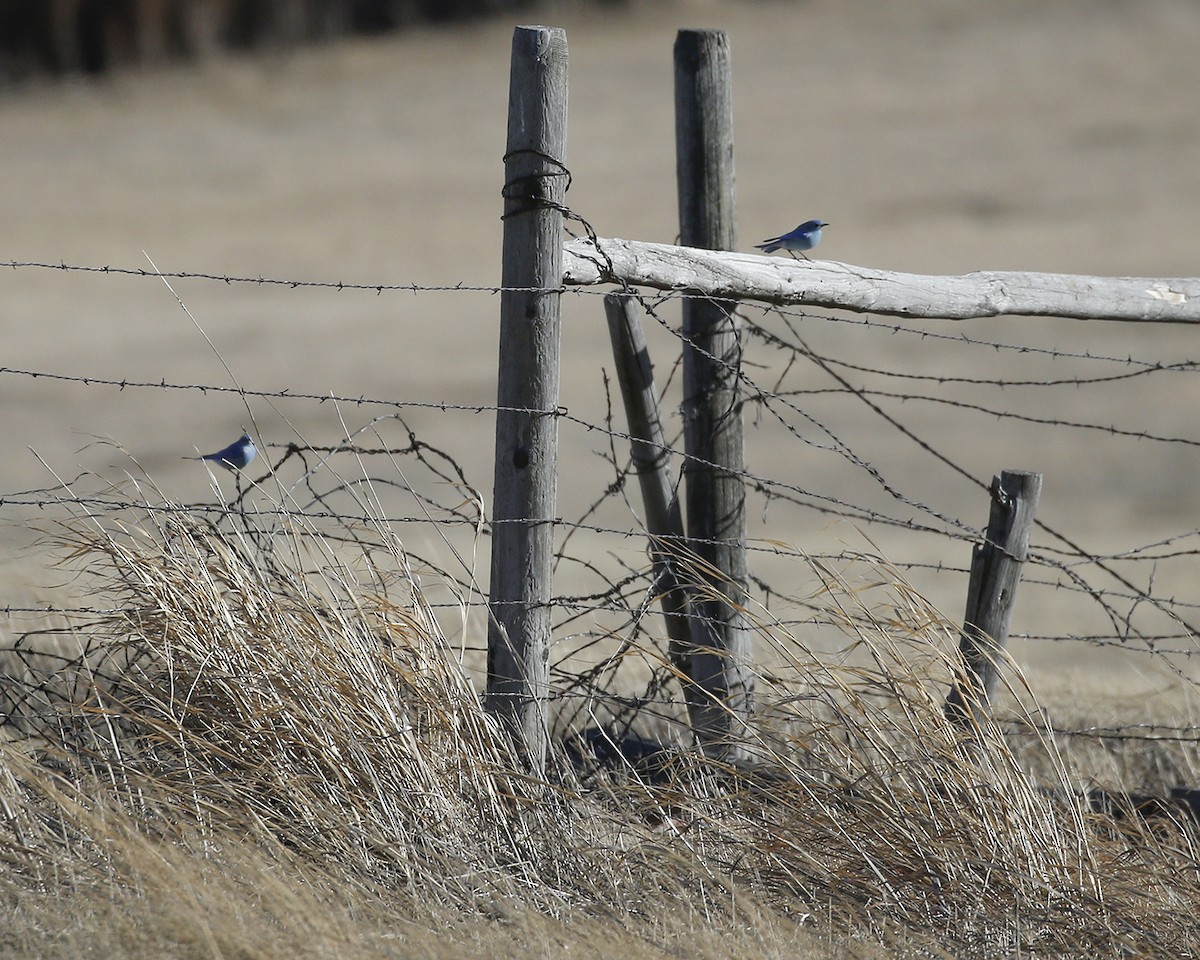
0, 0, 557, 78
2, 0, 1200, 708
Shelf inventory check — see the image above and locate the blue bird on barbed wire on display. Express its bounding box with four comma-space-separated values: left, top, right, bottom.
187, 432, 257, 471
755, 219, 829, 260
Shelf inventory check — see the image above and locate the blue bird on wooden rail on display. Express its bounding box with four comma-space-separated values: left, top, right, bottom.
755, 219, 829, 260
187, 432, 257, 471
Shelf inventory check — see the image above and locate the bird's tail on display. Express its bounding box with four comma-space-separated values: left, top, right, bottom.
755, 240, 782, 253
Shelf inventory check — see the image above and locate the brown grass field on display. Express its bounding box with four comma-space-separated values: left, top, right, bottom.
4, 0, 1200, 956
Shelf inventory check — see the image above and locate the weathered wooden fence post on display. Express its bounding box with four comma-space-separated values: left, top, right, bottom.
945, 470, 1043, 728
674, 29, 755, 758
486, 25, 568, 776
604, 292, 710, 737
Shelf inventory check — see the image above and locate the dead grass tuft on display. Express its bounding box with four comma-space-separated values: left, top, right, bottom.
3, 502, 1199, 959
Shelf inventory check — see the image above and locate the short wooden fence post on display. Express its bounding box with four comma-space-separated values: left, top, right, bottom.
945, 470, 1043, 728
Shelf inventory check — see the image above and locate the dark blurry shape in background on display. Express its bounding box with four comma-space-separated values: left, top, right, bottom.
0, 0, 620, 82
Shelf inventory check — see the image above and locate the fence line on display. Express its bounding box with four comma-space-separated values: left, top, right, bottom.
4, 298, 1199, 616
7, 251, 1200, 370
3, 258, 578, 294
5, 243, 1200, 772
4, 289, 1197, 544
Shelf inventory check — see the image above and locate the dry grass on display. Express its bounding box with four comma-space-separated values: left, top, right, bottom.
3, 496, 1200, 960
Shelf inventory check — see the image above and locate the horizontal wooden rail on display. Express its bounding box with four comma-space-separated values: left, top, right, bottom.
563, 236, 1200, 323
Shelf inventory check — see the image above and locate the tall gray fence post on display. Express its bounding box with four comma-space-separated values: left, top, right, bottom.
945, 470, 1043, 728
674, 29, 754, 758
486, 25, 568, 776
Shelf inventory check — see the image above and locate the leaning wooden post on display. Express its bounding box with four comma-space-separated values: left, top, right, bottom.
674, 29, 755, 758
486, 25, 568, 776
945, 470, 1043, 728
604, 292, 710, 737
